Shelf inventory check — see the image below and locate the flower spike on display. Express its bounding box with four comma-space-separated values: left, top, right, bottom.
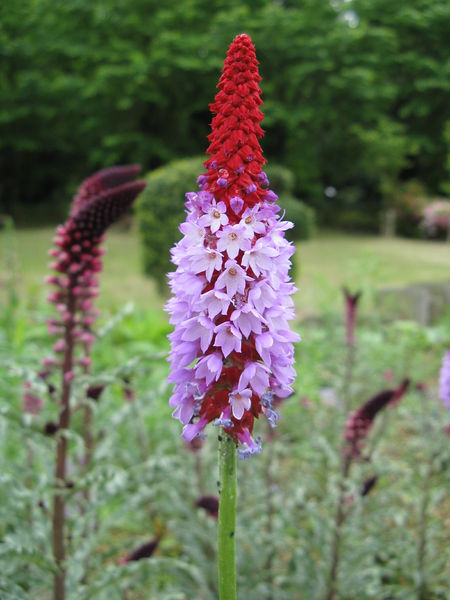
166, 35, 299, 456
45, 168, 146, 373
344, 379, 410, 461
439, 349, 450, 410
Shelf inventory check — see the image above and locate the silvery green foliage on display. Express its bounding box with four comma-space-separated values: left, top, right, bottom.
1, 302, 449, 599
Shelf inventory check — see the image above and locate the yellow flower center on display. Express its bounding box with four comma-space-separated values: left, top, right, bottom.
213, 210, 221, 218
230, 232, 237, 240
245, 216, 252, 224
229, 267, 237, 276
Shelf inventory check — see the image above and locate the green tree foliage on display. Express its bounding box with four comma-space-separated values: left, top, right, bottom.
1, 0, 449, 225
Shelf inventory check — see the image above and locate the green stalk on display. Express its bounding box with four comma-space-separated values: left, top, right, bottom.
218, 434, 237, 600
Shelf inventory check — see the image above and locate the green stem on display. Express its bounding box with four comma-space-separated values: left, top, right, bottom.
218, 434, 237, 600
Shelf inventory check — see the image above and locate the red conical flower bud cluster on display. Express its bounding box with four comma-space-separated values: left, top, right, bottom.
199, 34, 275, 215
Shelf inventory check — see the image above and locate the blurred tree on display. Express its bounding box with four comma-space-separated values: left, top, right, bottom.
0, 0, 448, 227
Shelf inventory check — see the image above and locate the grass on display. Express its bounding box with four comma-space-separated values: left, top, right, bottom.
2, 225, 449, 318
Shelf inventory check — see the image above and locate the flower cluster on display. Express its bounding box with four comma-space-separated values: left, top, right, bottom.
44, 166, 146, 376
421, 200, 450, 237
439, 350, 450, 410
344, 379, 410, 461
166, 34, 299, 458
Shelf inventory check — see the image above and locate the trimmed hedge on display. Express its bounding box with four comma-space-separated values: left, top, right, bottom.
137, 157, 204, 292
279, 195, 316, 242
137, 157, 315, 290
265, 164, 295, 196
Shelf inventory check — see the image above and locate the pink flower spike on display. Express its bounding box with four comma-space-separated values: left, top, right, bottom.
165, 35, 299, 447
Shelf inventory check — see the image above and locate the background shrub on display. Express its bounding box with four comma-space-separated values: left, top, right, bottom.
394, 180, 429, 238
137, 156, 204, 292
264, 164, 296, 196
137, 158, 315, 290
279, 195, 316, 242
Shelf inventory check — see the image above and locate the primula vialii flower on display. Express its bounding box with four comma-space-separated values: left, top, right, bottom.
439, 349, 450, 410
166, 34, 299, 458
45, 166, 146, 373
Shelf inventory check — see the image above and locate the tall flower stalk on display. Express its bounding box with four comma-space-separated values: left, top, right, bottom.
342, 288, 361, 413
415, 352, 450, 599
44, 167, 145, 600
325, 379, 410, 600
166, 34, 299, 599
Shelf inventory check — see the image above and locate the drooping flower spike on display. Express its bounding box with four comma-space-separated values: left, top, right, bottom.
344, 379, 410, 461
166, 34, 300, 458
71, 164, 142, 216
45, 166, 146, 373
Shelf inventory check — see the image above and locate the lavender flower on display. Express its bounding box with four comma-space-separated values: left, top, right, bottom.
439, 350, 450, 410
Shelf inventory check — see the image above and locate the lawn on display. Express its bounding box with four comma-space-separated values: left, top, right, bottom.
3, 226, 449, 318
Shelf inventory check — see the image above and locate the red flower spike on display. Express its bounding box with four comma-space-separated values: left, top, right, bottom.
45, 168, 146, 378
344, 379, 410, 461
71, 180, 146, 239
203, 34, 267, 211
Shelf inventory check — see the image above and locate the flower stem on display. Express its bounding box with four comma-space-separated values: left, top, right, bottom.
218, 434, 237, 600
52, 292, 75, 600
342, 341, 355, 414
325, 457, 351, 600
417, 459, 432, 600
